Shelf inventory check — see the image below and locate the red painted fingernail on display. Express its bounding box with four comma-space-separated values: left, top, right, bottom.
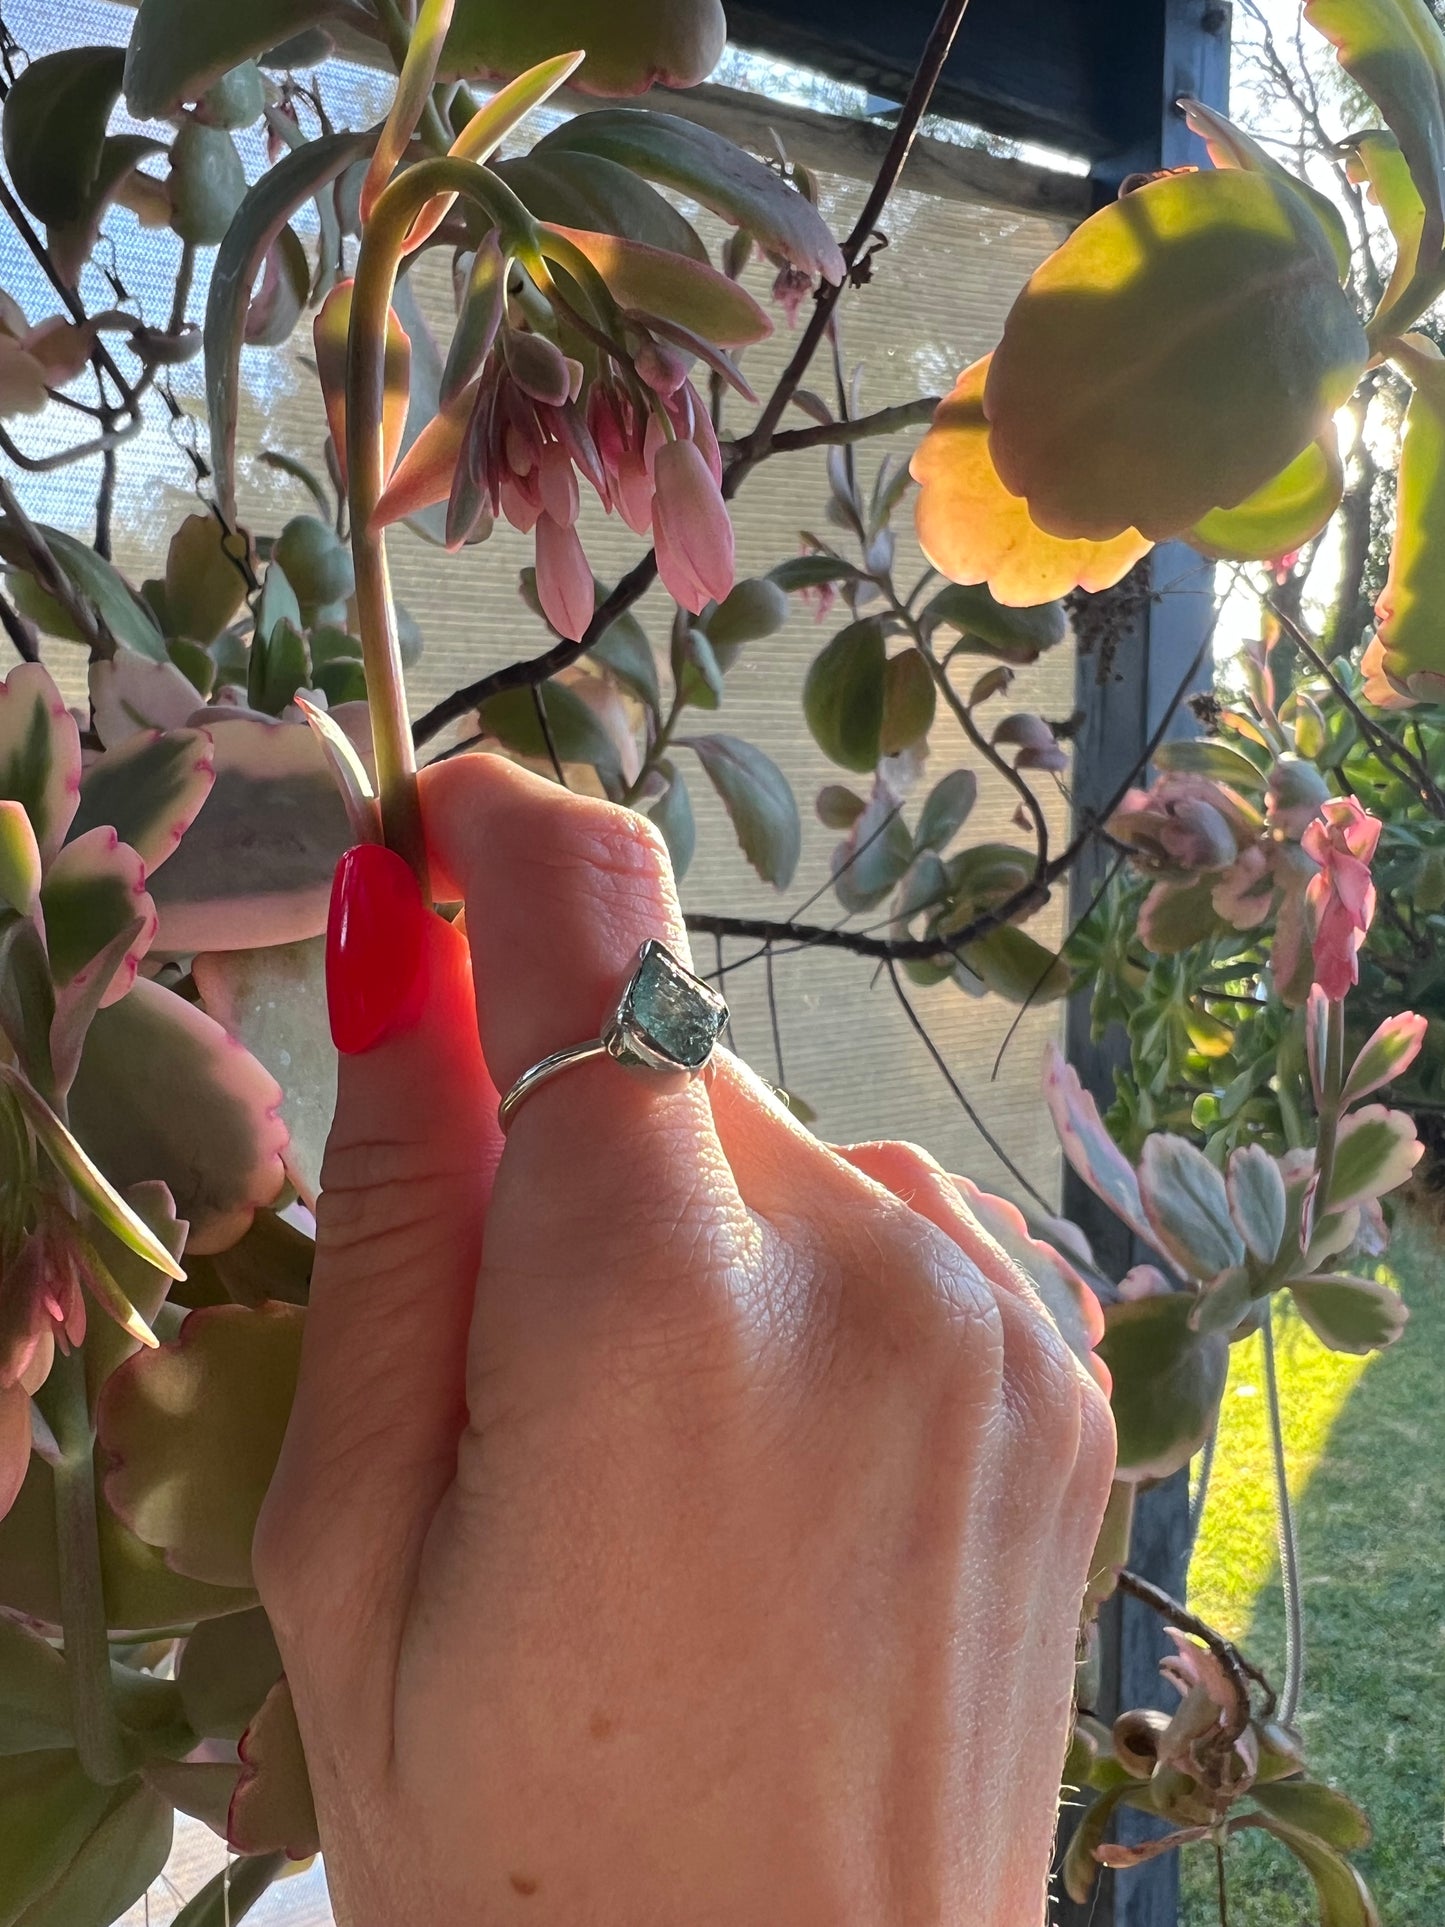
326, 844, 428, 1054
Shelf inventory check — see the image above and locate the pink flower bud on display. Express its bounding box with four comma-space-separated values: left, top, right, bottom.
534, 512, 596, 642
538, 441, 579, 527
1303, 796, 1380, 1001
503, 329, 571, 407
652, 438, 735, 614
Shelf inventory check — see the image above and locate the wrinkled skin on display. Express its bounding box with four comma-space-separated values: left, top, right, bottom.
255, 755, 1115, 1927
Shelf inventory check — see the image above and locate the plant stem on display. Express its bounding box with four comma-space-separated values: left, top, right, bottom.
0, 471, 107, 657
34, 1344, 126, 1784
1260, 1304, 1305, 1728
1115, 1567, 1273, 1737
1312, 997, 1345, 1221
170, 1851, 287, 1926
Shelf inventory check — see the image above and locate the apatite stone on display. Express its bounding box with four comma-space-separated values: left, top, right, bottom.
617, 941, 728, 1069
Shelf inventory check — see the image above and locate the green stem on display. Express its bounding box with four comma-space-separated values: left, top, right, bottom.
1312, 998, 1346, 1220
33, 1344, 126, 1784
1261, 1305, 1304, 1728
622, 689, 685, 808
170, 1851, 288, 1927
369, 0, 455, 154
348, 158, 540, 883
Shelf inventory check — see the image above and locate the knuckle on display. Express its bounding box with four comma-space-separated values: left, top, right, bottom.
1000, 1295, 1088, 1473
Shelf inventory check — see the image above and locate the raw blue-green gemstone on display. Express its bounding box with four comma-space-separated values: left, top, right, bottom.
620, 942, 727, 1069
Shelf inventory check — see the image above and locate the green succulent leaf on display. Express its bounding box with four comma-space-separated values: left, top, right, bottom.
69, 728, 216, 878
803, 618, 887, 772
1348, 128, 1427, 317
1306, 0, 1445, 273
1226, 1143, 1287, 1263
919, 581, 1068, 661
39, 827, 156, 1007
99, 1302, 303, 1588
164, 513, 249, 642
179, 1607, 284, 1743
1153, 737, 1269, 788
1234, 1811, 1381, 1926
1, 47, 124, 227
1249, 1777, 1373, 1850
0, 910, 56, 1098
1062, 1781, 1133, 1904
9, 1774, 172, 1927
481, 681, 630, 785
542, 223, 772, 348
592, 605, 660, 711
1, 526, 167, 660
685, 734, 801, 888
1189, 431, 1345, 563
768, 554, 861, 594
1288, 1273, 1410, 1352
0, 798, 42, 917
985, 169, 1368, 542
647, 761, 696, 881
1341, 1010, 1428, 1104
0, 664, 80, 865
1138, 1133, 1246, 1280
1374, 335, 1445, 686
1097, 1290, 1230, 1481
496, 151, 707, 260
958, 925, 1070, 1004
89, 652, 203, 748
533, 110, 845, 280
1182, 96, 1354, 278
880, 650, 936, 756
0, 1752, 170, 1927
831, 785, 913, 913
124, 0, 338, 117
0, 1616, 71, 1755
914, 769, 980, 853
205, 128, 373, 521
1324, 1103, 1423, 1208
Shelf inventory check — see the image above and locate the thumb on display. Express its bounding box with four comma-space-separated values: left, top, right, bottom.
257, 848, 500, 1643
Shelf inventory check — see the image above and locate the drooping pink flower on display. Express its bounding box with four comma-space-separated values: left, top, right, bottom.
534, 512, 595, 642
651, 438, 735, 613
1303, 796, 1380, 1000
771, 263, 814, 328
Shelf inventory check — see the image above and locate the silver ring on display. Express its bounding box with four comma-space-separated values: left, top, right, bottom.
497, 940, 729, 1132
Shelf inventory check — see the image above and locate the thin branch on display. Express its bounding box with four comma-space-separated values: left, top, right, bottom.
744, 397, 940, 459
0, 587, 38, 662
530, 683, 569, 788
1114, 1568, 1275, 1740
0, 470, 107, 657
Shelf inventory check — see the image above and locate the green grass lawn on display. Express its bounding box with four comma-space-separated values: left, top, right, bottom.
1177, 1211, 1445, 1926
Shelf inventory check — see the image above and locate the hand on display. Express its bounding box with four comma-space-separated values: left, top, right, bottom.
255, 755, 1115, 1927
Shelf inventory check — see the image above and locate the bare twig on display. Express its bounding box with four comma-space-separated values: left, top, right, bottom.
1115, 1568, 1276, 1739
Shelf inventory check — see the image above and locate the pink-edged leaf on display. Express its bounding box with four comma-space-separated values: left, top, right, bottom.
68, 727, 215, 876
1138, 1134, 1245, 1281
194, 938, 332, 1207
1139, 876, 1222, 955
1097, 1828, 1211, 1870
69, 976, 287, 1254
371, 380, 475, 530
147, 714, 354, 955
1226, 1143, 1287, 1264
1042, 1039, 1153, 1245
952, 1174, 1107, 1383
1325, 1104, 1423, 1210
228, 1676, 319, 1859
178, 1606, 283, 1743
50, 917, 146, 1098
98, 1302, 302, 1588
1290, 1273, 1410, 1353
0, 798, 42, 917
1342, 1010, 1428, 1105
313, 279, 411, 489
1189, 1263, 1259, 1336
38, 828, 156, 1009
541, 222, 772, 347
0, 661, 81, 863
1097, 1291, 1229, 1481
89, 652, 203, 748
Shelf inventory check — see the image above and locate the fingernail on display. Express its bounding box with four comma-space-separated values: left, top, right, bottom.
326, 844, 428, 1054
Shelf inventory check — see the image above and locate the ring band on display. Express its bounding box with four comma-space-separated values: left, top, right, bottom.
497, 940, 729, 1132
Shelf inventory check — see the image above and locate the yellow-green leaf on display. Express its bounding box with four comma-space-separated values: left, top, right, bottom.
440, 0, 724, 98
1347, 128, 1427, 319
1375, 333, 1445, 679
1183, 97, 1353, 280
1189, 429, 1344, 562
540, 223, 771, 347
985, 170, 1368, 542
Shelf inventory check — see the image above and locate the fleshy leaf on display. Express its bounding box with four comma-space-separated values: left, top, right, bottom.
361, 0, 457, 224
1154, 736, 1269, 788
1042, 1040, 1154, 1246
68, 727, 216, 876
1138, 1134, 1245, 1280
89, 651, 202, 748
1226, 1143, 1287, 1263
1, 47, 124, 226
69, 976, 287, 1254
125, 0, 335, 114
1062, 1781, 1134, 1903
984, 170, 1367, 542
1342, 1009, 1428, 1103
179, 1606, 284, 1743
1347, 128, 1427, 318
0, 1752, 172, 1927
1249, 1778, 1373, 1850
1182, 97, 1353, 278
1235, 1812, 1381, 1926
685, 735, 801, 888
294, 696, 380, 845
146, 714, 355, 954
0, 525, 167, 660
1097, 1291, 1230, 1481
497, 150, 707, 260
99, 1302, 302, 1588
533, 110, 844, 280
204, 129, 373, 521
245, 222, 312, 348
919, 580, 1068, 661
1189, 431, 1344, 563
880, 650, 935, 756
442, 233, 506, 405
1289, 1272, 1410, 1352
542, 223, 771, 347
1324, 1103, 1423, 1209
831, 783, 913, 913
313, 277, 411, 490
0, 662, 81, 863
911, 357, 1151, 604
0, 1616, 71, 1755
39, 827, 157, 1008
0, 799, 42, 918
803, 617, 886, 772
1373, 335, 1445, 688
0, 1063, 186, 1280
958, 925, 1070, 1004
1139, 876, 1222, 955
228, 1676, 319, 1858
914, 769, 978, 853
194, 938, 333, 1206
163, 513, 248, 642
1305, 0, 1445, 271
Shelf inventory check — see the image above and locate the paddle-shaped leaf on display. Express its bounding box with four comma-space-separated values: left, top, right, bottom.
911, 358, 1151, 604
1250, 1779, 1372, 1850
1138, 1134, 1245, 1280
1235, 1811, 1381, 1926
0, 1751, 171, 1927
1342, 1009, 1428, 1103
919, 578, 1069, 660
534, 110, 844, 280
205, 129, 373, 521
99, 1302, 303, 1587
0, 525, 167, 659
803, 618, 886, 772
89, 652, 202, 747
1, 47, 124, 226
960, 925, 1070, 1004
497, 150, 707, 259
68, 727, 215, 875
1226, 1143, 1287, 1263
69, 976, 287, 1254
1042, 1040, 1154, 1246
1182, 97, 1353, 278
124, 0, 337, 117
1098, 1291, 1230, 1480
146, 713, 355, 954
1324, 1103, 1423, 1208
985, 170, 1367, 541
914, 769, 978, 853
1290, 1273, 1410, 1352
1373, 335, 1445, 688
0, 1616, 71, 1755
163, 512, 249, 643
39, 827, 156, 1008
686, 734, 801, 888
1306, 0, 1445, 269
541, 224, 771, 347
441, 0, 723, 96
1189, 431, 1344, 563
0, 801, 41, 918
1347, 129, 1427, 317
228, 1676, 319, 1858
